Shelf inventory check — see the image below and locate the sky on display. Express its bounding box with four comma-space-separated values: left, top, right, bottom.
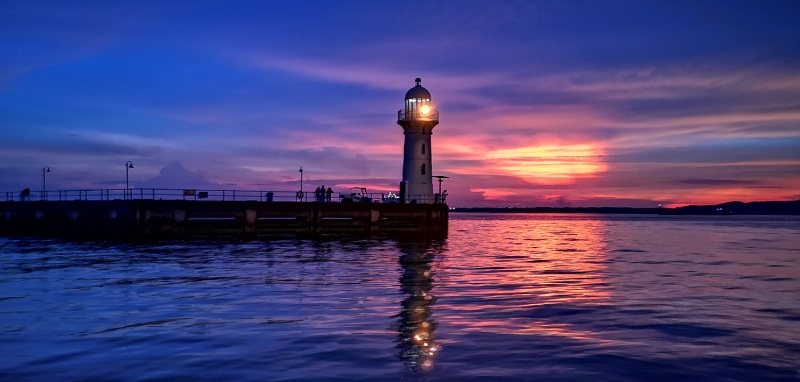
1, 1, 799, 207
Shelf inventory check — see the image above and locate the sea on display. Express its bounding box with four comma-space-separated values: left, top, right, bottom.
1, 214, 798, 381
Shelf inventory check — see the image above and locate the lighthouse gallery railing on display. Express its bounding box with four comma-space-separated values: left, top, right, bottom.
398, 110, 439, 122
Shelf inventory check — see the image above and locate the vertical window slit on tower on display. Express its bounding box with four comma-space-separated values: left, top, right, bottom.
421, 163, 426, 175
422, 144, 425, 155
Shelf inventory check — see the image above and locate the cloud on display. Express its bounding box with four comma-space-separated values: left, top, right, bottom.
676, 179, 759, 186
137, 161, 217, 189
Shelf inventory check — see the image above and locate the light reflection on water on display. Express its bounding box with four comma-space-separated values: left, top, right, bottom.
0, 214, 799, 381
395, 242, 441, 371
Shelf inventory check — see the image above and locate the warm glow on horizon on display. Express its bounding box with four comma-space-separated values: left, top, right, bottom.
470, 188, 517, 200
489, 144, 607, 184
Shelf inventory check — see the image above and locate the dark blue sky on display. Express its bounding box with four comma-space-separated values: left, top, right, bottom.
2, 1, 799, 206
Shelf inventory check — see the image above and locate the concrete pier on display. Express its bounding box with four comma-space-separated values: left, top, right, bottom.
0, 200, 448, 241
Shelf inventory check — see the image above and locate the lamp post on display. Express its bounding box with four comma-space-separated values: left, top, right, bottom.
433, 175, 449, 195
433, 175, 449, 204
299, 167, 304, 202
42, 166, 51, 201
125, 161, 134, 200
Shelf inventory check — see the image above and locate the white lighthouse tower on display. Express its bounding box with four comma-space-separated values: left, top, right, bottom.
398, 78, 439, 203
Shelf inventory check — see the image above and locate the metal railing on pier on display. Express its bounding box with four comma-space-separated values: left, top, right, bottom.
2, 188, 447, 204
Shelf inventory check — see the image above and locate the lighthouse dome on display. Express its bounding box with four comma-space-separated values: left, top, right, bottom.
405, 78, 431, 100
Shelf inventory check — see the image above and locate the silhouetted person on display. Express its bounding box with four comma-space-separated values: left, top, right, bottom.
441, 190, 448, 204
19, 188, 30, 202
326, 187, 333, 202
314, 186, 321, 202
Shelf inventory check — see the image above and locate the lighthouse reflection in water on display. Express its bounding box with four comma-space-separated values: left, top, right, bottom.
394, 242, 441, 371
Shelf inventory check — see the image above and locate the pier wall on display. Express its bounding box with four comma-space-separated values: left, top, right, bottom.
0, 200, 448, 240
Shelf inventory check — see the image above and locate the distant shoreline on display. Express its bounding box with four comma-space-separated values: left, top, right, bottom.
450, 200, 800, 215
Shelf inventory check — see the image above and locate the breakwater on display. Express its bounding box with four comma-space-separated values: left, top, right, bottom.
0, 200, 448, 240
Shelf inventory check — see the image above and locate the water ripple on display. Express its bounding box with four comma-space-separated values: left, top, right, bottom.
0, 214, 799, 380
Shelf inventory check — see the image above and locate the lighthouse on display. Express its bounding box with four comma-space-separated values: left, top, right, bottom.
398, 78, 439, 203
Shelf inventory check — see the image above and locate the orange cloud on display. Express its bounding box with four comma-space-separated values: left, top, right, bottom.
470, 188, 517, 200
489, 144, 608, 184
445, 143, 608, 186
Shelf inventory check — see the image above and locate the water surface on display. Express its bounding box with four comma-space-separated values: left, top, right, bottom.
1, 214, 799, 381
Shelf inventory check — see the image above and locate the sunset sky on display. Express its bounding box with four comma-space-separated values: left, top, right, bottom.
2, 1, 799, 207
